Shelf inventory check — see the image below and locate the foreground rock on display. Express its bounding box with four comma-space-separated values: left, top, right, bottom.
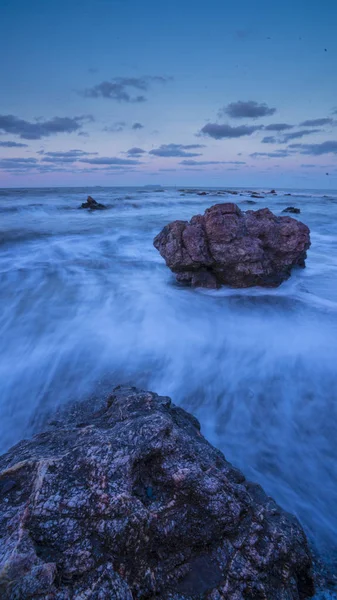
0, 386, 314, 599
79, 195, 107, 210
154, 202, 310, 288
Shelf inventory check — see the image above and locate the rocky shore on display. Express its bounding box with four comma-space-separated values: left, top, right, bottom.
0, 386, 314, 599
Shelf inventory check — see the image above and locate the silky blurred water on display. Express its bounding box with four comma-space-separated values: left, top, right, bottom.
0, 185, 337, 582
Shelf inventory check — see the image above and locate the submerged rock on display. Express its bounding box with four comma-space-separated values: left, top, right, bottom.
154, 202, 310, 288
0, 386, 314, 599
79, 195, 107, 210
283, 206, 301, 214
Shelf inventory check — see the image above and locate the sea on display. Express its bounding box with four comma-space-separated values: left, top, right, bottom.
0, 186, 336, 597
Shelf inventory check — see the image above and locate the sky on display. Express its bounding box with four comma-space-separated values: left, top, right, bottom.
0, 0, 336, 188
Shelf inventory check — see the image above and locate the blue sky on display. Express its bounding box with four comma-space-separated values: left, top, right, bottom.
0, 0, 336, 188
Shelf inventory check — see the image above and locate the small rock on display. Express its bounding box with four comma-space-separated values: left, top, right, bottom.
283, 206, 301, 214
79, 195, 107, 210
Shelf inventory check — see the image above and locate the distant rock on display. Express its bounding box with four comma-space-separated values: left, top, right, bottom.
0, 386, 314, 600
79, 195, 107, 210
285, 193, 292, 197
197, 191, 207, 196
251, 193, 264, 199
154, 202, 311, 288
270, 189, 277, 194
283, 206, 301, 214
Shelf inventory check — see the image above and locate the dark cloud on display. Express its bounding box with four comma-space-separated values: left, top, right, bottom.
38, 150, 98, 163
300, 164, 317, 168
299, 118, 335, 127
179, 159, 246, 166
132, 122, 144, 130
103, 121, 126, 133
201, 123, 262, 139
149, 143, 205, 157
250, 150, 290, 158
282, 129, 321, 142
78, 131, 90, 137
0, 141, 28, 148
262, 136, 277, 144
221, 101, 276, 119
82, 76, 172, 102
288, 141, 337, 155
264, 123, 293, 131
262, 128, 321, 144
126, 147, 146, 156
79, 156, 141, 165
0, 157, 38, 169
0, 114, 93, 140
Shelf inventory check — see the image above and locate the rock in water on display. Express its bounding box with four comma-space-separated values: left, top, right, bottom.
154, 202, 310, 288
0, 386, 314, 599
283, 206, 301, 214
79, 195, 107, 210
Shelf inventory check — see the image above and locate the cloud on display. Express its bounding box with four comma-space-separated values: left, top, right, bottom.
38, 149, 98, 163
262, 128, 321, 144
288, 141, 337, 155
82, 75, 172, 102
126, 147, 146, 156
0, 114, 93, 140
299, 118, 335, 127
264, 123, 293, 131
0, 141, 28, 148
200, 123, 262, 139
300, 164, 317, 168
132, 122, 144, 130
282, 129, 321, 142
262, 136, 277, 144
78, 156, 141, 165
179, 159, 246, 166
0, 157, 38, 169
250, 150, 290, 158
103, 121, 126, 133
149, 143, 205, 157
221, 100, 276, 119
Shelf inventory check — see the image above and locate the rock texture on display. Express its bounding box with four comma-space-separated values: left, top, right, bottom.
154, 203, 310, 288
0, 386, 314, 600
79, 195, 107, 210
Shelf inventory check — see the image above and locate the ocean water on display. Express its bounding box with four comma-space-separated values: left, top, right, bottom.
0, 186, 337, 589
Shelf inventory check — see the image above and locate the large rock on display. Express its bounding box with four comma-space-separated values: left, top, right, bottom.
0, 386, 314, 599
154, 203, 310, 288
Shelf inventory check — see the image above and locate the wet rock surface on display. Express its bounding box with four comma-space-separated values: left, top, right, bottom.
154, 202, 310, 288
0, 386, 314, 600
